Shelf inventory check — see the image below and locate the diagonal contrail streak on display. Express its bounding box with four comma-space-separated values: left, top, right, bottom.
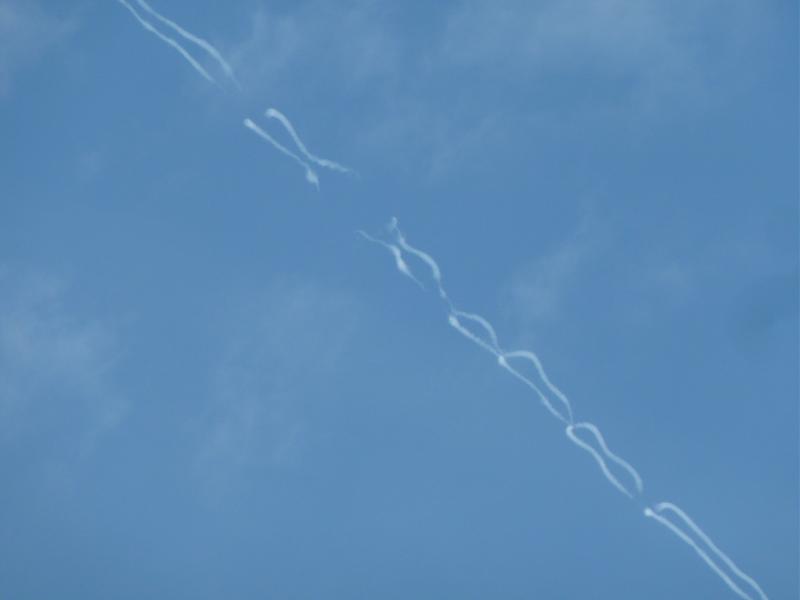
644, 507, 756, 600
653, 502, 768, 600
265, 108, 355, 175
243, 118, 320, 189
357, 231, 424, 289
134, 0, 242, 89
117, 0, 216, 85
565, 422, 642, 498
359, 217, 768, 599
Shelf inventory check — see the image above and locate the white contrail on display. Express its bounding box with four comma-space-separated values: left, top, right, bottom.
502, 350, 574, 424
565, 422, 642, 497
357, 231, 424, 289
243, 118, 319, 189
451, 309, 501, 351
265, 108, 355, 175
498, 355, 572, 425
359, 218, 768, 599
644, 507, 757, 600
654, 502, 768, 600
388, 217, 448, 301
134, 0, 242, 89
447, 314, 502, 358
117, 0, 216, 85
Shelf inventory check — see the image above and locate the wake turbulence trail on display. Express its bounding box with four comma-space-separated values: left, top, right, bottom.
359, 217, 768, 599
117, 0, 216, 85
244, 118, 320, 189
133, 0, 242, 89
265, 108, 355, 176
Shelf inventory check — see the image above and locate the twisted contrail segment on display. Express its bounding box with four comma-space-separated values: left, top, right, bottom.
117, 0, 216, 85
244, 118, 320, 190
134, 0, 242, 89
265, 108, 355, 175
360, 217, 767, 599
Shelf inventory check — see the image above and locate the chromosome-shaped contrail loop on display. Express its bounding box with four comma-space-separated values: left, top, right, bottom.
133, 0, 242, 89
117, 0, 216, 85
361, 217, 768, 599
244, 118, 320, 190
265, 108, 355, 176
565, 422, 642, 498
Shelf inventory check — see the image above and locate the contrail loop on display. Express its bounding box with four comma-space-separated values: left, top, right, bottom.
565, 424, 635, 498
357, 231, 424, 289
502, 350, 574, 424
134, 0, 241, 89
265, 108, 355, 175
567, 422, 643, 496
243, 118, 319, 189
117, 0, 216, 85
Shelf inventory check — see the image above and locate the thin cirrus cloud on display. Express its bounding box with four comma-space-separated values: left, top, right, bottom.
194, 281, 360, 498
0, 0, 75, 97
0, 267, 126, 459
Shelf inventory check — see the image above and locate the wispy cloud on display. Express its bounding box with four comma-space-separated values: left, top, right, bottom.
0, 266, 126, 459
195, 280, 360, 498
0, 0, 75, 97
504, 212, 603, 325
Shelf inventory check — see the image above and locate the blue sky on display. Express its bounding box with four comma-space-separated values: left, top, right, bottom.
0, 0, 797, 598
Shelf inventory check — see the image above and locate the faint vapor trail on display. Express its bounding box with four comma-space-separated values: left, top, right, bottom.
134, 0, 241, 89
244, 118, 319, 189
359, 217, 768, 599
265, 108, 355, 176
117, 0, 216, 85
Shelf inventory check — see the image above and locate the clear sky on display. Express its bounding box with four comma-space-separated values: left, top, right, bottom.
1, 1, 797, 598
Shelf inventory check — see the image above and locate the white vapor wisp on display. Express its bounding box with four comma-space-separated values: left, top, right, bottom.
117, 0, 216, 85
244, 118, 319, 189
359, 217, 768, 600
134, 0, 242, 89
265, 108, 355, 176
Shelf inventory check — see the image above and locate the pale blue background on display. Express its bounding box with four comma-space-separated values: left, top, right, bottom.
0, 1, 797, 598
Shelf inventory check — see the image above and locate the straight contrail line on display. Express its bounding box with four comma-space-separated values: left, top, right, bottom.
134, 0, 241, 89
644, 507, 755, 600
244, 118, 319, 189
265, 108, 355, 175
359, 217, 768, 599
654, 502, 768, 600
117, 0, 216, 85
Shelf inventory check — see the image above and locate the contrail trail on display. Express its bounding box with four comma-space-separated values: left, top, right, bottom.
134, 0, 242, 89
117, 0, 216, 85
265, 108, 355, 175
243, 118, 319, 189
565, 422, 642, 498
357, 231, 424, 289
359, 217, 768, 599
644, 507, 757, 600
502, 350, 574, 424
388, 217, 447, 300
652, 502, 768, 600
